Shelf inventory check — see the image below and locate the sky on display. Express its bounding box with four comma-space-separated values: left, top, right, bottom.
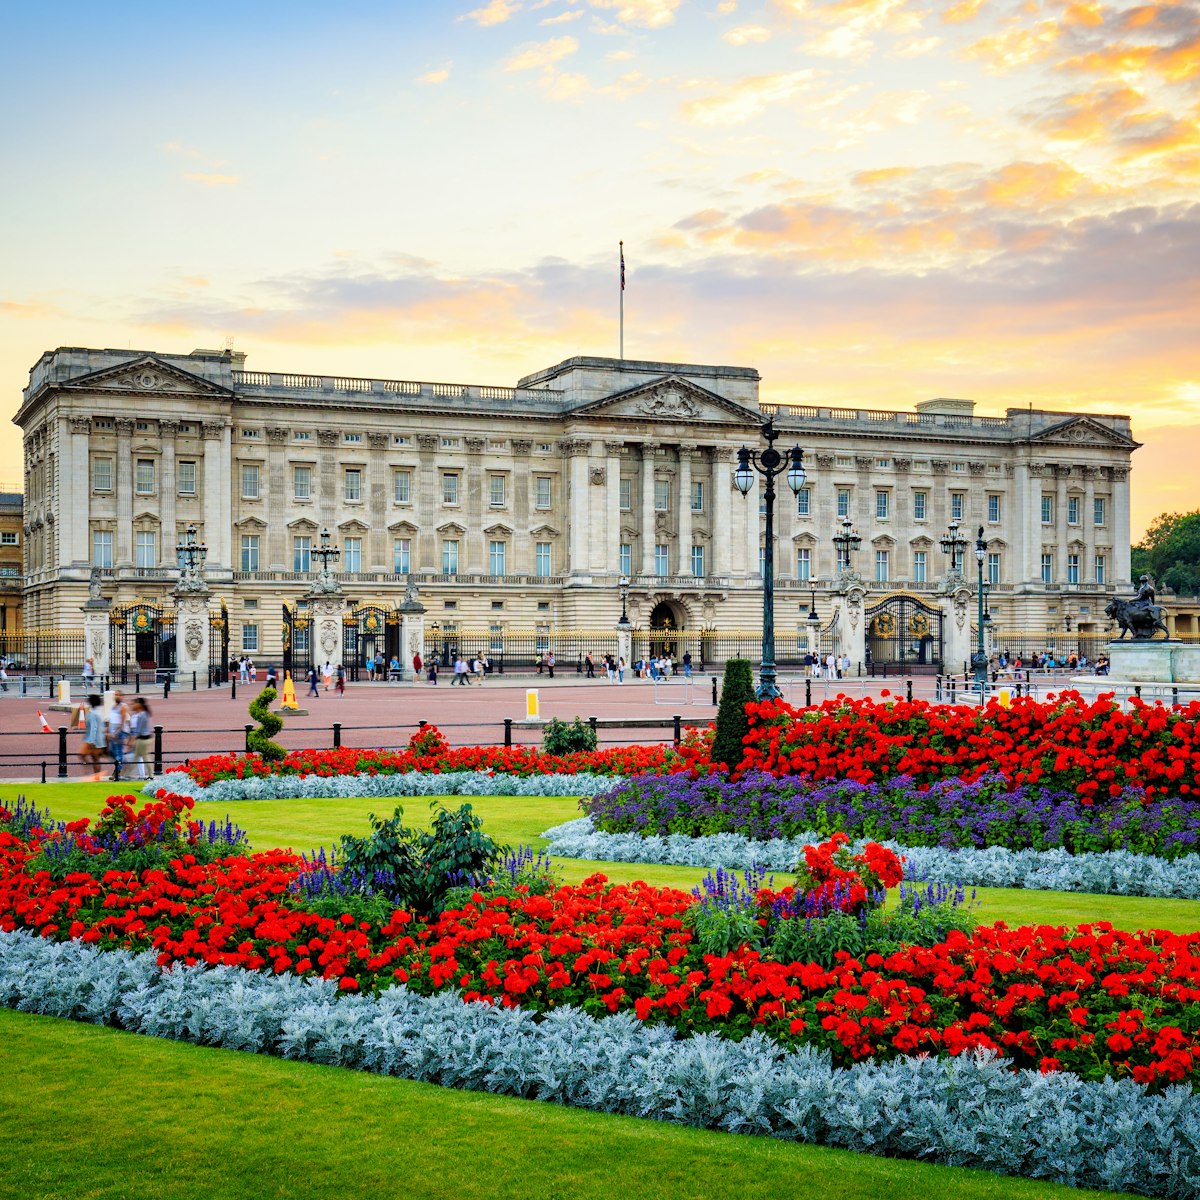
1, 0, 1197, 537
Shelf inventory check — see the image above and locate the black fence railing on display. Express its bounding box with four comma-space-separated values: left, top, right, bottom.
0, 631, 87, 674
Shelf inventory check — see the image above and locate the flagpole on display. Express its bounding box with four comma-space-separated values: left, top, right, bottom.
619, 240, 624, 360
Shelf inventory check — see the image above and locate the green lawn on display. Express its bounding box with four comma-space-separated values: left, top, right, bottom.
14, 781, 1200, 934
0, 1008, 1137, 1200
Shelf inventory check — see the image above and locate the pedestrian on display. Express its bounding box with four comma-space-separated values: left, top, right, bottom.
248, 659, 257, 683
128, 697, 153, 780
585, 652, 595, 679
481, 653, 491, 677
472, 654, 485, 684
335, 664, 345, 695
0, 664, 7, 693
322, 660, 333, 691
365, 654, 375, 682
106, 690, 129, 782
546, 651, 556, 679
840, 653, 850, 679
413, 650, 423, 679
238, 656, 249, 683
82, 657, 95, 687
682, 651, 692, 679
78, 694, 106, 781
428, 659, 439, 685
618, 656, 625, 684
265, 664, 278, 689
825, 653, 836, 681
307, 664, 320, 697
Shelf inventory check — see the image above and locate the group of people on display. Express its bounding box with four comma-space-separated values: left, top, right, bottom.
584, 653, 626, 683
802, 652, 854, 679
74, 691, 154, 781
306, 661, 346, 697
233, 656, 259, 683
629, 652, 692, 680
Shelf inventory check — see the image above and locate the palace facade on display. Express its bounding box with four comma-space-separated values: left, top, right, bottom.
15, 346, 1141, 669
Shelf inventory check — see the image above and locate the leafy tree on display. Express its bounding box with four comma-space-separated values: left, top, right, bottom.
711, 658, 756, 772
542, 716, 597, 755
1134, 510, 1200, 596
247, 687, 286, 761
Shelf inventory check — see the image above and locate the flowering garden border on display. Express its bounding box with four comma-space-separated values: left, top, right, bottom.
3, 928, 1199, 1198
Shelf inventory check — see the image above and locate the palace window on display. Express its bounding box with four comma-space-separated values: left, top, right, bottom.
136, 459, 156, 494
393, 470, 411, 504
619, 478, 632, 511
241, 624, 259, 652
240, 535, 260, 572
618, 543, 632, 575
393, 538, 410, 574
92, 530, 113, 569
796, 487, 810, 517
344, 469, 362, 502
241, 464, 261, 500
0, 531, 17, 546
691, 480, 704, 513
691, 545, 705, 577
442, 473, 460, 505
988, 552, 1000, 586
178, 461, 197, 496
1094, 497, 1106, 526
293, 465, 312, 501
875, 550, 889, 582
1067, 553, 1080, 584
1095, 554, 1106, 584
875, 490, 890, 520
913, 491, 927, 521
343, 537, 362, 572
135, 531, 156, 570
654, 480, 670, 512
836, 489, 851, 518
92, 458, 113, 492
796, 547, 811, 581
293, 536, 311, 572
1041, 552, 1053, 584
1041, 495, 1054, 524
489, 475, 506, 506
442, 539, 459, 575
1068, 496, 1081, 525
343, 432, 361, 444
913, 550, 927, 583
534, 476, 552, 509
535, 542, 552, 577
950, 492, 964, 521
655, 544, 668, 576
489, 540, 507, 575
987, 494, 1001, 523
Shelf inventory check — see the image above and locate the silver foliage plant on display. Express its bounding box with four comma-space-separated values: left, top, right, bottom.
144, 770, 616, 803
542, 817, 1200, 900
2, 929, 1199, 1197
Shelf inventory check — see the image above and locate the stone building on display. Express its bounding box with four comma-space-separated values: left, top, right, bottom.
0, 492, 23, 631
14, 345, 1141, 674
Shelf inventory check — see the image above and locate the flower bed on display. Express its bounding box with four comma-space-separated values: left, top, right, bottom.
7, 932, 1200, 1198
5, 795, 1200, 1091
585, 771, 1200, 859
741, 693, 1200, 801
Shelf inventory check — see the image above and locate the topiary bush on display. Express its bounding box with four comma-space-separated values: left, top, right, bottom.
710, 658, 755, 772
247, 687, 286, 762
542, 716, 598, 755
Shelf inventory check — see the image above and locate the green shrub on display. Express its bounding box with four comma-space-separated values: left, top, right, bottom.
247, 687, 286, 762
710, 659, 755, 771
542, 716, 598, 755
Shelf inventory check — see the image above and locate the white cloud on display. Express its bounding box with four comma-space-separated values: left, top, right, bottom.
417, 64, 453, 84
681, 70, 816, 125
461, 0, 522, 26
723, 24, 772, 46
504, 35, 581, 71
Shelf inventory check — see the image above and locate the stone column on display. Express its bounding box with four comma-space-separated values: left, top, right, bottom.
174, 591, 211, 679
115, 418, 134, 567
616, 621, 632, 672
831, 584, 866, 669
464, 436, 486, 575
640, 445, 656, 575
202, 421, 228, 570
1056, 465, 1071, 582
1018, 462, 1041, 582
311, 596, 345, 670
1083, 468, 1097, 583
712, 448, 732, 578
368, 431, 390, 571
677, 445, 694, 576
511, 439, 532, 572
416, 434, 439, 570
160, 420, 179, 572
563, 439, 590, 577
605, 440, 623, 575
68, 416, 91, 566
940, 585, 973, 675
1111, 466, 1131, 584
265, 426, 288, 569
398, 592, 426, 680
81, 589, 112, 680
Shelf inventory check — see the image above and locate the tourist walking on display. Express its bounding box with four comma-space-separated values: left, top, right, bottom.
238, 656, 250, 683
307, 664, 320, 698
452, 656, 470, 685
617, 656, 625, 684
427, 659, 439, 685
106, 691, 130, 782
545, 651, 556, 679
335, 664, 345, 695
265, 664, 278, 689
412, 650, 423, 679
585, 652, 595, 678
322, 660, 333, 691
128, 697, 153, 780
682, 651, 692, 679
82, 658, 95, 687
79, 694, 106, 781
472, 654, 485, 684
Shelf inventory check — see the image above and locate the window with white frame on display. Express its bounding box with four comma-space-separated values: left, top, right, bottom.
535, 542, 552, 576
691, 480, 704, 512
619, 478, 632, 511
1041, 552, 1053, 583
655, 544, 668, 576
690, 545, 705, 577
1067, 496, 1080, 525
913, 491, 927, 521
875, 549, 889, 582
442, 539, 459, 575
489, 540, 506, 575
836, 489, 851, 518
241, 464, 260, 499
796, 547, 811, 581
987, 494, 1001, 523
343, 432, 361, 444
178, 461, 197, 496
241, 623, 259, 652
293, 536, 311, 572
534, 476, 552, 509
136, 459, 156, 494
343, 537, 362, 572
393, 470, 411, 504
987, 552, 1000, 585
1067, 553, 1080, 584
654, 479, 670, 512
759, 545, 767, 576
442, 473, 459, 505
92, 457, 113, 493
91, 530, 113, 568
393, 538, 410, 574
0, 531, 17, 546
344, 469, 362, 502
950, 493, 964, 520
1094, 497, 1106, 526
797, 487, 811, 517
1041, 495, 1054, 524
875, 490, 890, 520
135, 531, 156, 570
618, 543, 632, 575
490, 623, 504, 653
1095, 554, 1106, 584
488, 475, 506, 507
240, 534, 260, 572
913, 550, 927, 583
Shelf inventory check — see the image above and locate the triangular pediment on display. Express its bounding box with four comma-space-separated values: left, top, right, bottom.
530, 522, 560, 537
287, 517, 320, 533
1031, 416, 1138, 450
568, 375, 763, 427
483, 522, 514, 537
387, 519, 418, 535
60, 354, 234, 399
233, 515, 267, 531
337, 518, 369, 534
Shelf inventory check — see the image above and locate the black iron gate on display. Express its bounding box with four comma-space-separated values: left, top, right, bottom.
282, 603, 313, 680
864, 592, 943, 674
209, 600, 230, 684
109, 602, 177, 683
342, 605, 399, 680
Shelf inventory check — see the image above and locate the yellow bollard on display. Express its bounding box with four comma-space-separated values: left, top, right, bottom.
997, 687, 1012, 708
525, 689, 540, 720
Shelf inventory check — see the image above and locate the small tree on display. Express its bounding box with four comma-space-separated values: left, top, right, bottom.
711, 658, 755, 772
247, 687, 286, 762
542, 716, 598, 755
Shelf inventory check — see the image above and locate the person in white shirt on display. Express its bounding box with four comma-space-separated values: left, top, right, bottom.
825, 653, 836, 681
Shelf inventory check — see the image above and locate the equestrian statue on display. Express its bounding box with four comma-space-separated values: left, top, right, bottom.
1105, 575, 1170, 640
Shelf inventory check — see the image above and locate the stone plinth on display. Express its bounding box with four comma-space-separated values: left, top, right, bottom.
1107, 640, 1200, 683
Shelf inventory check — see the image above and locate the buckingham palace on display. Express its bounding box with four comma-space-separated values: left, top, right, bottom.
14, 345, 1142, 676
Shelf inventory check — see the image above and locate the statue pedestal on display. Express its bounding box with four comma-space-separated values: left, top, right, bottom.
1107, 640, 1200, 684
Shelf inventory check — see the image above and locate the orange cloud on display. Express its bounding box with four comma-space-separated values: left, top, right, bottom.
461, 0, 521, 26
183, 173, 239, 187
504, 35, 580, 70
680, 70, 816, 125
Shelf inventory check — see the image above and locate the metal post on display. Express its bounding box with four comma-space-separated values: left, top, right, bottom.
1172, 687, 1179, 707
504, 717, 513, 747
163, 675, 171, 699
805, 678, 812, 707
40, 761, 47, 784
153, 725, 163, 775
906, 679, 913, 703
231, 676, 237, 700
588, 715, 598, 741
711, 675, 718, 706
950, 678, 957, 704
57, 727, 68, 778
135, 671, 141, 694
333, 722, 342, 749
245, 723, 253, 752
760, 456, 779, 700
673, 713, 682, 746
192, 671, 197, 691
1134, 686, 1142, 699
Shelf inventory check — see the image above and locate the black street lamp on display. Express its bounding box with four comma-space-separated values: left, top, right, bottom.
972, 525, 988, 690
617, 575, 630, 627
938, 518, 967, 573
733, 418, 807, 699
176, 523, 208, 572
311, 527, 341, 588
831, 515, 862, 577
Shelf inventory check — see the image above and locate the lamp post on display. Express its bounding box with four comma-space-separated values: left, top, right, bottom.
175, 523, 208, 585
311, 527, 341, 585
733, 418, 807, 699
831, 516, 862, 579
971, 525, 988, 691
938, 518, 967, 575
617, 575, 630, 627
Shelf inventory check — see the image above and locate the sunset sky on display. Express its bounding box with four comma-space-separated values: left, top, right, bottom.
2, 0, 1197, 537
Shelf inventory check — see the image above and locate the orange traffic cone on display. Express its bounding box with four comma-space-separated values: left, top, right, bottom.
37, 710, 53, 733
